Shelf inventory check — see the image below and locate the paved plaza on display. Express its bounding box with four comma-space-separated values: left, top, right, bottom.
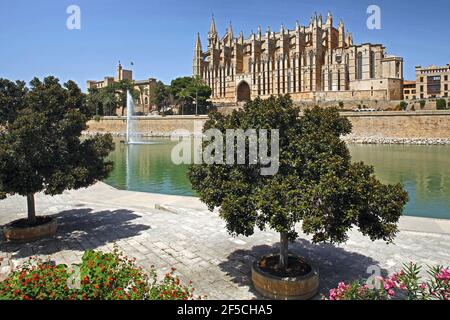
1, 183, 449, 299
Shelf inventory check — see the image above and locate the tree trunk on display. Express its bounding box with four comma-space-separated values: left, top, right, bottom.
279, 232, 289, 271
27, 193, 37, 225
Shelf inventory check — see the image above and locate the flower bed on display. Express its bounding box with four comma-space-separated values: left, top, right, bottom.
0, 247, 202, 300
328, 263, 449, 300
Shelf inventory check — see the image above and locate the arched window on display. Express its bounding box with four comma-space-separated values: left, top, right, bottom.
258, 76, 261, 95
337, 70, 341, 91
287, 72, 291, 93
328, 70, 333, 91
345, 65, 350, 90
370, 51, 375, 79
356, 52, 363, 80
322, 70, 325, 91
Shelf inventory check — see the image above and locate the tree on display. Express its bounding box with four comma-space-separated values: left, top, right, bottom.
436, 99, 447, 110
150, 81, 170, 113
0, 77, 114, 225
86, 87, 103, 116
86, 80, 139, 117
188, 95, 408, 271
113, 79, 139, 116
170, 76, 212, 115
399, 101, 408, 111
419, 100, 426, 109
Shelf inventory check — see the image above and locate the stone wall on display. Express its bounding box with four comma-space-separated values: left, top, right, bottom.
85, 112, 450, 142
344, 111, 450, 140
86, 116, 208, 136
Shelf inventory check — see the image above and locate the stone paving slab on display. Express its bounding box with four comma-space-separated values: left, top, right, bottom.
0, 184, 449, 300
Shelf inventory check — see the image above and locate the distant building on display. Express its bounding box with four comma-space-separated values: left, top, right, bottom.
415, 64, 450, 99
87, 63, 158, 113
193, 12, 404, 105
403, 80, 416, 100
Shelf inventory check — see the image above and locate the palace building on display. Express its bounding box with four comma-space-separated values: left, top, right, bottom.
87, 63, 158, 114
193, 13, 404, 105
415, 64, 450, 99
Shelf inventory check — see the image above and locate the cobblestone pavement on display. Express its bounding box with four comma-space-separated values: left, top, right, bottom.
1, 184, 449, 300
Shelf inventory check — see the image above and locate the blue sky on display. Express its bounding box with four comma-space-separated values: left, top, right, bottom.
0, 0, 449, 91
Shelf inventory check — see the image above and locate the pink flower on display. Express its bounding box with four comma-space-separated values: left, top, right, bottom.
436, 269, 450, 281
419, 283, 427, 290
329, 289, 337, 300
384, 279, 396, 290
388, 289, 395, 297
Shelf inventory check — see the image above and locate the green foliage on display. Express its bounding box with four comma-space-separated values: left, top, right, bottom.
150, 81, 170, 112
170, 76, 212, 114
188, 95, 408, 246
148, 268, 199, 300
0, 248, 200, 300
78, 248, 151, 300
328, 263, 450, 300
399, 101, 408, 111
0, 79, 28, 124
328, 281, 389, 300
0, 77, 114, 220
87, 80, 139, 116
419, 100, 426, 109
436, 99, 447, 110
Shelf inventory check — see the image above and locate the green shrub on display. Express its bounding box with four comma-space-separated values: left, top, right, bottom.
338, 101, 344, 109
419, 100, 426, 109
436, 99, 447, 110
94, 115, 101, 122
0, 247, 200, 300
399, 101, 408, 111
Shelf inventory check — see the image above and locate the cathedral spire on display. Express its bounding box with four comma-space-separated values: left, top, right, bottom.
209, 15, 217, 36
195, 32, 202, 51
326, 11, 332, 26
227, 21, 234, 38
193, 33, 203, 77
338, 20, 345, 47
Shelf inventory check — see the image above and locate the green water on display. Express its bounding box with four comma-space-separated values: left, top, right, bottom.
104, 139, 450, 220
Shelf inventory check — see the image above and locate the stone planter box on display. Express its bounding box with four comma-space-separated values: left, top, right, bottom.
3, 217, 57, 243
252, 254, 319, 300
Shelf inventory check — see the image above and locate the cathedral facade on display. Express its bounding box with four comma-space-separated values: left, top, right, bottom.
193, 13, 404, 105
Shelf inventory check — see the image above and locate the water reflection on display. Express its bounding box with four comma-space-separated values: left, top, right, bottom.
105, 139, 450, 220
348, 144, 450, 220
106, 139, 194, 196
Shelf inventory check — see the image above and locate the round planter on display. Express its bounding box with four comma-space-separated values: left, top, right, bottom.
252, 254, 319, 300
3, 217, 57, 243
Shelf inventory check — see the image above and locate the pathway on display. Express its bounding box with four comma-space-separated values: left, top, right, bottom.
1, 183, 449, 299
